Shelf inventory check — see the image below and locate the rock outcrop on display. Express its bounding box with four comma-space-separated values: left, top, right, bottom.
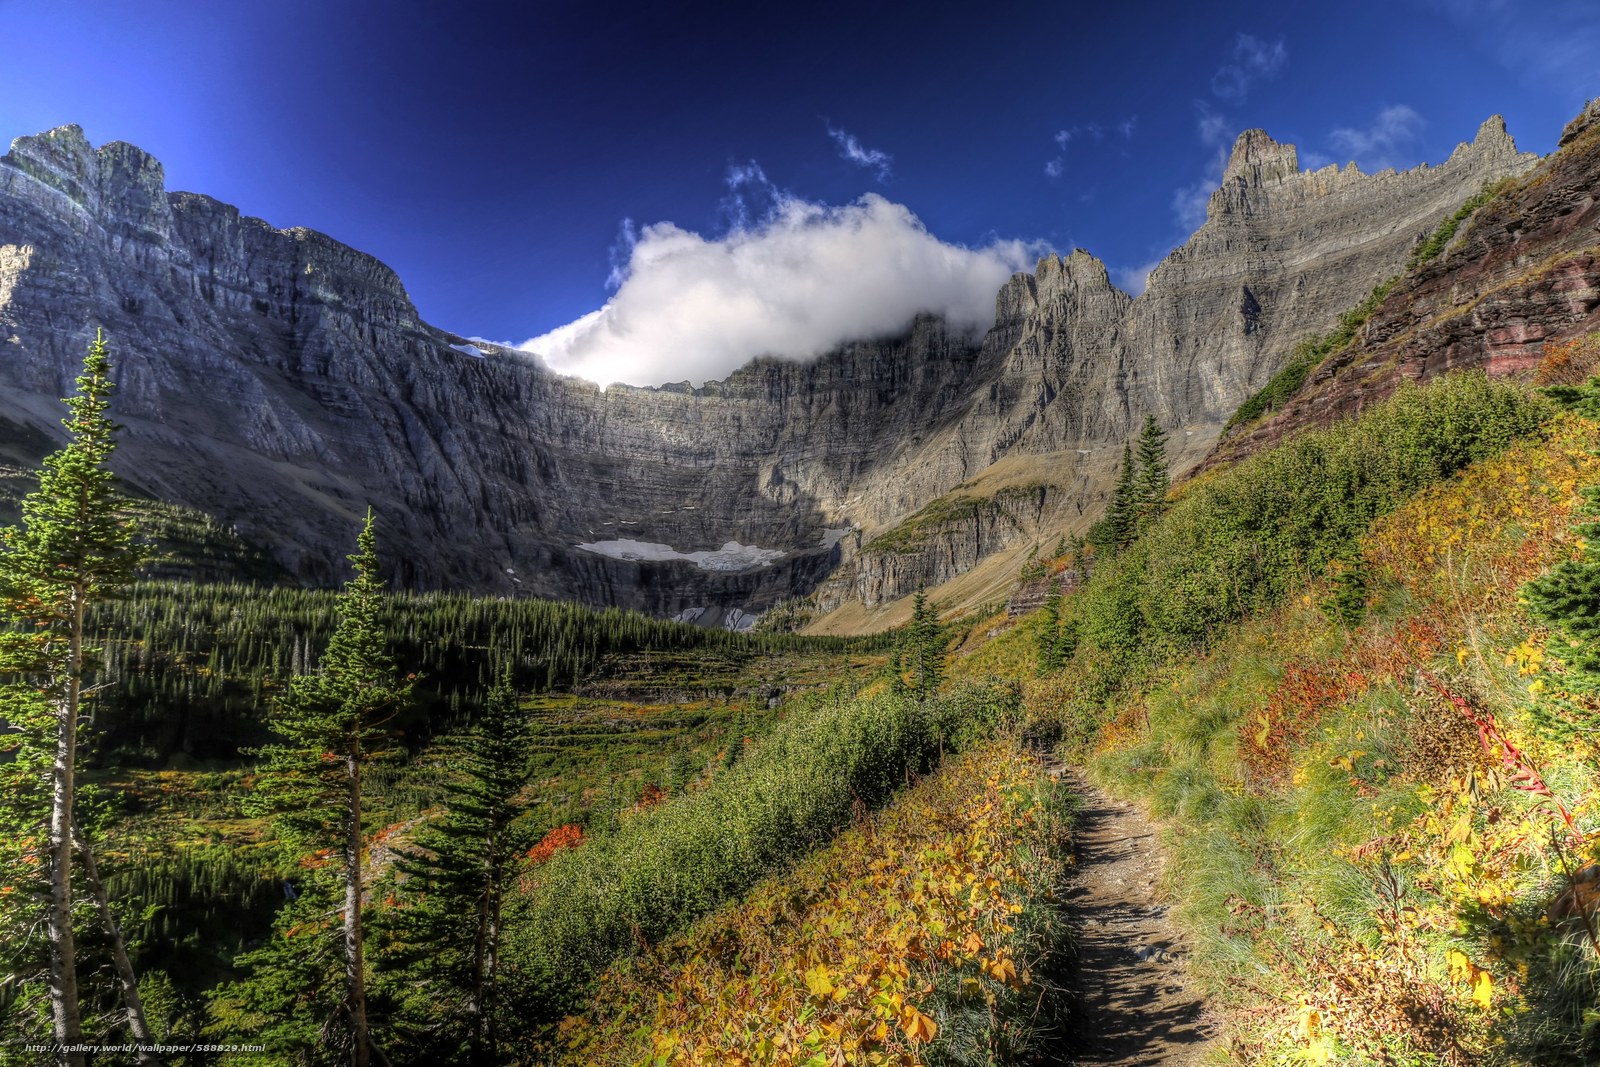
1206, 111, 1600, 470
0, 118, 1540, 624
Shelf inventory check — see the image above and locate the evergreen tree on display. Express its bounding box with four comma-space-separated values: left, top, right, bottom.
232, 512, 409, 1066
1087, 443, 1138, 556
0, 331, 152, 1063
1036, 579, 1065, 675
907, 587, 944, 700
1523, 414, 1600, 748
1132, 414, 1171, 529
380, 676, 534, 1064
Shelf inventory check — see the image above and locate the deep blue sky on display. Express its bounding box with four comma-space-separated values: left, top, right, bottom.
3, 0, 1596, 374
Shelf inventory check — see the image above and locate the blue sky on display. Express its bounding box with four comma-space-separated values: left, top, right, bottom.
2, 0, 1596, 385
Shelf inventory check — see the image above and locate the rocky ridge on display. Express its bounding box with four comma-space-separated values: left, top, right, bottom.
0, 119, 1538, 625
1206, 104, 1600, 470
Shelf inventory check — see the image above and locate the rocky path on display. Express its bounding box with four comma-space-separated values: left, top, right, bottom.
1055, 769, 1213, 1066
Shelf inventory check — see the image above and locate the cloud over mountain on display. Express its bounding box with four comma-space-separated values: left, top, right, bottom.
521, 194, 1038, 388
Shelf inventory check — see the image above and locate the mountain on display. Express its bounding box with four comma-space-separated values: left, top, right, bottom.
1206, 99, 1600, 468
0, 118, 1537, 626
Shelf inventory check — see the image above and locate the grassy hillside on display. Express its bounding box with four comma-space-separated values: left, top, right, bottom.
1080, 408, 1600, 1064
986, 353, 1600, 1063
553, 739, 1072, 1067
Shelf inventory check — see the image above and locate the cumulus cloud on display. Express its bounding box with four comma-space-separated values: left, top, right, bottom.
825, 124, 892, 181
521, 193, 1039, 388
1327, 105, 1426, 171
1171, 178, 1215, 232
1211, 33, 1287, 102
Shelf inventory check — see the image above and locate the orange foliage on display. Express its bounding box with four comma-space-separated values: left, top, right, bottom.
527, 824, 585, 866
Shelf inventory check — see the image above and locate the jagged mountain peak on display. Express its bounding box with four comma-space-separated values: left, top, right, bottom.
1223, 128, 1300, 186
0, 110, 1553, 628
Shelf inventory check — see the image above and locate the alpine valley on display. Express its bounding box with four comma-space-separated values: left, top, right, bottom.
4, 82, 1600, 1067
0, 111, 1555, 630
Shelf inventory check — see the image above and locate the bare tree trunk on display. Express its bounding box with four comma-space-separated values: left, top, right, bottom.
48, 591, 86, 1067
483, 844, 501, 1065
468, 828, 498, 1063
346, 751, 370, 1067
73, 824, 157, 1063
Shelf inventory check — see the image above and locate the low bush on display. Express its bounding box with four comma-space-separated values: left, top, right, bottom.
1066, 372, 1549, 697
554, 741, 1073, 1067
496, 681, 1024, 1036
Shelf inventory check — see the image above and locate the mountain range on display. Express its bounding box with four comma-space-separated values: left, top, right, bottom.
0, 112, 1571, 630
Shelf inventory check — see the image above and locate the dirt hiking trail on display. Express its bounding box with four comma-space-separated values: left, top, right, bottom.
1055, 768, 1215, 1066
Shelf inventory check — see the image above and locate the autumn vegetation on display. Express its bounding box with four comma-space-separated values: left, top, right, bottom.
1013, 336, 1600, 1064
4, 312, 1600, 1066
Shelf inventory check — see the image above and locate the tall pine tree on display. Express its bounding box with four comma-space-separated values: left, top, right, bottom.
907, 587, 944, 701
232, 512, 409, 1066
1036, 579, 1066, 676
1132, 414, 1171, 530
1523, 378, 1600, 748
1087, 443, 1139, 556
380, 675, 534, 1064
0, 331, 152, 1063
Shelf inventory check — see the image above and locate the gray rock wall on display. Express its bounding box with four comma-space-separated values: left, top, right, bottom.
0, 119, 1537, 620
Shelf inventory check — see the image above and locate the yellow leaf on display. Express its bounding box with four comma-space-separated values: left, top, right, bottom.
1253, 715, 1271, 747
1473, 970, 1494, 1010
989, 955, 1019, 986
1298, 1034, 1336, 1064
899, 1007, 938, 1043
803, 965, 834, 999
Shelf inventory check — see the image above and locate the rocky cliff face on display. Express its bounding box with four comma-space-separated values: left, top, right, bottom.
0, 119, 1538, 624
1205, 105, 1600, 470
812, 117, 1539, 611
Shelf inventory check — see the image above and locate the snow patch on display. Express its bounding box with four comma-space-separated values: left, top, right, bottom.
449, 343, 486, 359
723, 608, 760, 632
576, 538, 785, 572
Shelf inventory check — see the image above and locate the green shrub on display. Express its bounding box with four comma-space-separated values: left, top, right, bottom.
1075, 373, 1548, 690
497, 681, 1022, 1028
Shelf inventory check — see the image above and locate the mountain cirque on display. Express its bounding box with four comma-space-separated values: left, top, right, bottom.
0, 117, 1539, 627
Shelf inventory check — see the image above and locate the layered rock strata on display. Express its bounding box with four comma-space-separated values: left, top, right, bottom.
0, 119, 1538, 621
1207, 106, 1600, 470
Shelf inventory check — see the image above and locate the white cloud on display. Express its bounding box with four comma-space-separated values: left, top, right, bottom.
1195, 101, 1230, 147
605, 218, 638, 290
1113, 257, 1164, 297
1326, 105, 1425, 171
1211, 33, 1288, 103
1171, 144, 1230, 231
1171, 179, 1214, 232
718, 160, 782, 231
1045, 116, 1135, 180
521, 193, 1040, 388
825, 124, 892, 182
